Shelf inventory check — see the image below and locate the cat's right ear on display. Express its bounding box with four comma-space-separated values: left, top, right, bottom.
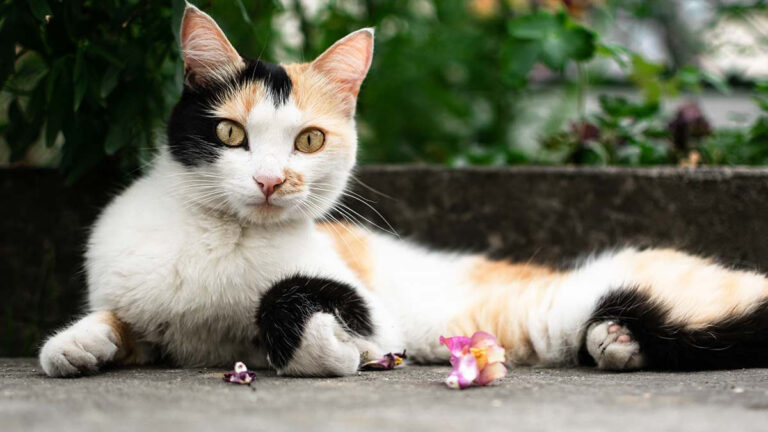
180, 4, 243, 86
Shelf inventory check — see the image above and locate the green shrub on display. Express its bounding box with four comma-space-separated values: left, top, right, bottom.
0, 0, 766, 182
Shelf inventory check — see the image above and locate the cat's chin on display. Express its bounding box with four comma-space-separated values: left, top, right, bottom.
235, 203, 304, 225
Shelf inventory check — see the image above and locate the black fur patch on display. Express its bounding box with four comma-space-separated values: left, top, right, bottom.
255, 275, 373, 370
167, 59, 293, 167
586, 287, 768, 370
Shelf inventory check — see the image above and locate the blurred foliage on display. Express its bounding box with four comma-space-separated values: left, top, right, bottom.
0, 0, 767, 182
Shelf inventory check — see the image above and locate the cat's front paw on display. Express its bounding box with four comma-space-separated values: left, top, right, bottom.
277, 313, 363, 377
586, 321, 645, 371
39, 320, 118, 377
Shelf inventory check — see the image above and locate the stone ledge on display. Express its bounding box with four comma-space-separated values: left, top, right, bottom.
2, 358, 768, 432
3, 166, 768, 356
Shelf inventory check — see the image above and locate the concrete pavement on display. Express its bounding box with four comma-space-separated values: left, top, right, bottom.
2, 358, 768, 432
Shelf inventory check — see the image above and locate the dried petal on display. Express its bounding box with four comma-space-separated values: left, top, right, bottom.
360, 351, 407, 371
223, 362, 257, 385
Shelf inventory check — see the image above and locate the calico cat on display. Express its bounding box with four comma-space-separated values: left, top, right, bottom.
39, 4, 768, 377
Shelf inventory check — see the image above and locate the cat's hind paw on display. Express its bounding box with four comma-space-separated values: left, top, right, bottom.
586, 321, 645, 371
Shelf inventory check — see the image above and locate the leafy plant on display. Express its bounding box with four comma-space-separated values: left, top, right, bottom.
0, 0, 766, 180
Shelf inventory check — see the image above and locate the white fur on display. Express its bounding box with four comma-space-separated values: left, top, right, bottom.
39, 312, 119, 377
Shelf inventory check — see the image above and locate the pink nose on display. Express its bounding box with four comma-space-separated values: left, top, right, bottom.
254, 176, 284, 199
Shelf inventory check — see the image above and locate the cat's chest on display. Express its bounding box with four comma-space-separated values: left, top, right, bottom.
127, 225, 312, 365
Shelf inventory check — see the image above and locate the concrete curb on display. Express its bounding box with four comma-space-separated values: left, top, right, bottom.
3, 166, 768, 356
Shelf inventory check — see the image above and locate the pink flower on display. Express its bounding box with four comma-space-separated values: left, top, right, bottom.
223, 362, 257, 385
440, 331, 507, 389
360, 350, 407, 371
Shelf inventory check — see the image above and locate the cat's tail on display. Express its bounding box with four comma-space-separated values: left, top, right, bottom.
583, 286, 768, 370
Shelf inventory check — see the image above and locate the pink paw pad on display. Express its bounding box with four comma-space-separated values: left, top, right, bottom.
608, 324, 622, 334
616, 334, 631, 343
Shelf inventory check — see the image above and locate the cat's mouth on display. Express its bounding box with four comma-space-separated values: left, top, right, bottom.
246, 201, 282, 210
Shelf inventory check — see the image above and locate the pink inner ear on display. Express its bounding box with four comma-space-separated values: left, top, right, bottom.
180, 6, 242, 80
312, 29, 374, 97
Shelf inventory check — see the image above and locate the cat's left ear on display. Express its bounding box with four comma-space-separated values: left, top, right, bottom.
311, 28, 374, 103
180, 4, 244, 85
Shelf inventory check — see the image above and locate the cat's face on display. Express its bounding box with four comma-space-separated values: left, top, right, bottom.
167, 5, 373, 225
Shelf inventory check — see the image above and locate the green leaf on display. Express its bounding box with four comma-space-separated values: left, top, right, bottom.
100, 66, 120, 98
628, 55, 667, 103
755, 95, 768, 113
73, 46, 87, 111
171, 0, 186, 46
508, 12, 554, 40
597, 42, 632, 69
503, 39, 539, 85
104, 123, 129, 155
699, 70, 730, 94
45, 64, 64, 147
27, 0, 52, 22
598, 95, 659, 119
235, 0, 253, 25
0, 20, 15, 89
508, 11, 596, 70
6, 99, 33, 160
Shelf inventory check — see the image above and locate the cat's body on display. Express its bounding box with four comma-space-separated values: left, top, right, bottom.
39, 5, 768, 378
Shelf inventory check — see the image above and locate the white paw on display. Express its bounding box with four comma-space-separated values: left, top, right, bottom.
278, 313, 364, 377
586, 321, 645, 371
39, 320, 118, 377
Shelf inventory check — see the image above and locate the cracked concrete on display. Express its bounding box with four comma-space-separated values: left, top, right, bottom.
2, 358, 768, 432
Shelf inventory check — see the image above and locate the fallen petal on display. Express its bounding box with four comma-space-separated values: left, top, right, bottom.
440, 335, 471, 357
453, 353, 479, 389
223, 362, 257, 385
445, 373, 462, 389
485, 345, 506, 364
476, 362, 507, 386
469, 331, 499, 349
469, 347, 488, 371
360, 351, 407, 371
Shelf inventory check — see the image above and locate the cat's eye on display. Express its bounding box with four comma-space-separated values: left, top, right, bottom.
295, 128, 325, 153
216, 120, 246, 147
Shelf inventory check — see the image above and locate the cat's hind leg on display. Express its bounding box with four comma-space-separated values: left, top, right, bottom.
256, 275, 385, 376
39, 311, 139, 377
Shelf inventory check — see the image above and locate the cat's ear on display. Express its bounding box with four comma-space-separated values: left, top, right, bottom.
311, 28, 374, 101
180, 4, 244, 85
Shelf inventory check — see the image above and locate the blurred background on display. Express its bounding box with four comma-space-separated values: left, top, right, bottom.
1, 0, 767, 182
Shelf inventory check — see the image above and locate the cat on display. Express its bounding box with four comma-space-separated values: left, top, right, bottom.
39, 4, 768, 377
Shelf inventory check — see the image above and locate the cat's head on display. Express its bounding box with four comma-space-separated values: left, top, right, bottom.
166, 5, 373, 225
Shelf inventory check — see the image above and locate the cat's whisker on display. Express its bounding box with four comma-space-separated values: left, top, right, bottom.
308, 192, 398, 238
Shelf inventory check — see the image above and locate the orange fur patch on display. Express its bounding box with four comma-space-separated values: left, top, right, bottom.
316, 222, 374, 289
283, 63, 354, 120
210, 81, 266, 125
448, 257, 564, 366
467, 259, 557, 286
617, 248, 768, 325
96, 310, 139, 363
277, 168, 305, 196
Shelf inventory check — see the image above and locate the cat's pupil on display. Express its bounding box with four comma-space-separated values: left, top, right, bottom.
228, 128, 232, 138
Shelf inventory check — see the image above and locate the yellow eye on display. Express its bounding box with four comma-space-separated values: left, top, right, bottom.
216, 120, 246, 147
295, 128, 325, 153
